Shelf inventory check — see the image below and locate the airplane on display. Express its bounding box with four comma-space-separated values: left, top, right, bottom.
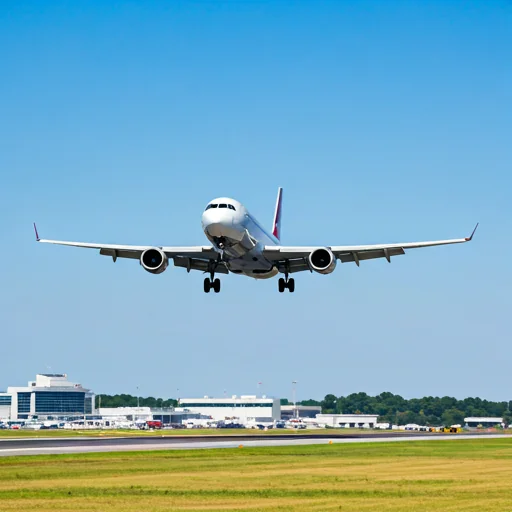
34, 188, 478, 293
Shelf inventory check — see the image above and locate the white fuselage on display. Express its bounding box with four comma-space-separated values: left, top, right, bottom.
201, 197, 279, 279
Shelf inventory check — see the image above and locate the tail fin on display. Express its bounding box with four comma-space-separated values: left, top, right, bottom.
272, 187, 283, 240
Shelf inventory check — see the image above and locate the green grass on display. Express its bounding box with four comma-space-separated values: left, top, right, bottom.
1, 438, 512, 511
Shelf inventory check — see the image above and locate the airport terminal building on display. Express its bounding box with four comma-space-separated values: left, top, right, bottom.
0, 374, 94, 421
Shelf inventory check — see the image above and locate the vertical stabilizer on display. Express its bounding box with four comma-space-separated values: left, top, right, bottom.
272, 187, 283, 240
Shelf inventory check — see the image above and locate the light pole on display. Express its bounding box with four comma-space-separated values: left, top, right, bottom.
137, 386, 140, 408
292, 381, 297, 418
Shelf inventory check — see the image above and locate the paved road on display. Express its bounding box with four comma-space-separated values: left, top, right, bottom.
0, 432, 509, 457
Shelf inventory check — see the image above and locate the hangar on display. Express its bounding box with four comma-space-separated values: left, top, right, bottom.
464, 417, 504, 428
316, 413, 379, 428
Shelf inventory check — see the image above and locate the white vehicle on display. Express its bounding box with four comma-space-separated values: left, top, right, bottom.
35, 188, 477, 293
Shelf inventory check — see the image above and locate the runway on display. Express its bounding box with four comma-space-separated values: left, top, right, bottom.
0, 432, 510, 457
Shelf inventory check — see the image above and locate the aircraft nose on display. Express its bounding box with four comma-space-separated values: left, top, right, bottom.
202, 208, 243, 240
202, 209, 231, 235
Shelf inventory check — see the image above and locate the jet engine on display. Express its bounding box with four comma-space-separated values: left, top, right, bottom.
140, 248, 168, 275
308, 247, 337, 274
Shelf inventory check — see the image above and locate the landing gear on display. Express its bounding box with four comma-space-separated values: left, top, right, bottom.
278, 276, 295, 293
204, 261, 221, 294
204, 277, 221, 293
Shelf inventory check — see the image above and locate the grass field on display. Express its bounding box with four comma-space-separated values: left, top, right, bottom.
1, 438, 512, 511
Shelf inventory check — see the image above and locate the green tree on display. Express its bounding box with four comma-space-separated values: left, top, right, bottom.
321, 394, 337, 413
397, 411, 419, 425
299, 399, 321, 406
96, 394, 177, 409
441, 408, 465, 426
502, 411, 512, 428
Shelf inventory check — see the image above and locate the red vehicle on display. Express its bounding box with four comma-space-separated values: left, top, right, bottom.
146, 420, 162, 429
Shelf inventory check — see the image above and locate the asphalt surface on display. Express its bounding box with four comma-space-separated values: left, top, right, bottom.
0, 432, 510, 457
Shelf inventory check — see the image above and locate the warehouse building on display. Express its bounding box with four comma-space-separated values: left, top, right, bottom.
464, 416, 504, 428
179, 395, 280, 423
316, 413, 379, 428
2, 374, 94, 421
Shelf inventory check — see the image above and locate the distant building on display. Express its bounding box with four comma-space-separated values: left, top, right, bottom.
316, 413, 379, 428
281, 405, 322, 420
98, 407, 198, 425
464, 417, 503, 428
3, 374, 94, 421
179, 395, 280, 423
0, 392, 11, 420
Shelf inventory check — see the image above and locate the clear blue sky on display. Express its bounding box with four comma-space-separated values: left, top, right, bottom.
1, 1, 510, 403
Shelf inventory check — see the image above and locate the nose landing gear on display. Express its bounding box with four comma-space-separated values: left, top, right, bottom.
213, 236, 227, 250
204, 277, 221, 293
278, 275, 295, 293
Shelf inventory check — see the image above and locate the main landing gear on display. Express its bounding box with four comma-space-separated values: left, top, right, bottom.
204, 277, 221, 293
278, 275, 295, 293
204, 261, 221, 293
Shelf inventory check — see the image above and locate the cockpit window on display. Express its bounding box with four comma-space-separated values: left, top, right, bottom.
205, 203, 236, 211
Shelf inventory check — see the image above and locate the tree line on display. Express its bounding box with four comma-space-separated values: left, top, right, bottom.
96, 394, 177, 409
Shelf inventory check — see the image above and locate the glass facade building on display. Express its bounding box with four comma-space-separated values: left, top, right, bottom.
35, 391, 87, 414
0, 396, 12, 406
6, 374, 95, 420
17, 393, 31, 414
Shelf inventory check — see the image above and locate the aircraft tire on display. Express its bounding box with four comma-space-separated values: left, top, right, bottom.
288, 278, 295, 293
213, 278, 221, 293
203, 278, 211, 293
278, 278, 285, 293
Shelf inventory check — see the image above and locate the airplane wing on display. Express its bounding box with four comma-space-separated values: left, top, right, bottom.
34, 224, 227, 273
263, 224, 478, 273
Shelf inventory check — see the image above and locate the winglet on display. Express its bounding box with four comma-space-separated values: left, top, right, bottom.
465, 223, 479, 242
33, 223, 40, 242
272, 187, 283, 240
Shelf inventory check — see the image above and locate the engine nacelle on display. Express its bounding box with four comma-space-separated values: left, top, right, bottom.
309, 247, 337, 274
140, 247, 168, 275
